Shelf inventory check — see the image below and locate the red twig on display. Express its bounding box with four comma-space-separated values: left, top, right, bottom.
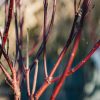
70, 40, 100, 74
0, 45, 13, 74
35, 0, 91, 98
25, 32, 30, 96
50, 29, 81, 100
25, 69, 30, 96
35, 14, 81, 100
51, 40, 100, 83
0, 62, 12, 82
0, 47, 21, 100
3, 0, 14, 47
30, 0, 56, 70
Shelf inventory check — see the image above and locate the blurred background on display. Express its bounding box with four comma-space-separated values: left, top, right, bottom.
0, 0, 100, 100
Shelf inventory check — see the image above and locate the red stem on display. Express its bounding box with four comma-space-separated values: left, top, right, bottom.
26, 69, 30, 96
30, 0, 56, 70
3, 0, 14, 47
70, 40, 100, 73
50, 29, 81, 100
0, 62, 12, 82
51, 40, 100, 83
0, 45, 13, 74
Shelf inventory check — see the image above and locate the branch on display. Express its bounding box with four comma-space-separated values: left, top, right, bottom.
30, 0, 56, 70
35, 0, 90, 98
50, 40, 100, 83
43, 0, 48, 78
70, 40, 100, 74
0, 45, 13, 74
43, 49, 48, 78
0, 62, 12, 82
25, 69, 30, 96
25, 32, 30, 96
2, 0, 14, 47
74, 0, 77, 14
50, 29, 81, 100
4, 0, 8, 26
26, 32, 29, 69
32, 60, 38, 95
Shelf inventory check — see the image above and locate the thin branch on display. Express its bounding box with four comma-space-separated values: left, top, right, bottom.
35, 22, 82, 100
2, 0, 14, 47
28, 34, 43, 58
51, 40, 100, 83
49, 14, 78, 78
35, 0, 89, 98
32, 60, 38, 95
50, 29, 81, 100
5, 78, 14, 89
46, 0, 56, 40
19, 5, 24, 49
25, 69, 30, 96
5, 0, 8, 26
43, 49, 48, 78
0, 62, 12, 82
30, 0, 56, 70
7, 38, 9, 55
50, 0, 91, 98
70, 40, 100, 74
26, 32, 29, 69
0, 45, 13, 74
74, 0, 77, 14
14, 0, 19, 64
24, 32, 30, 96
14, 1, 24, 75
43, 0, 48, 78
49, 2, 86, 78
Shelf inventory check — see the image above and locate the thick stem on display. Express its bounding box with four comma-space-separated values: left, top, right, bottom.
14, 94, 21, 100
14, 82, 21, 100
13, 68, 21, 100
35, 81, 49, 100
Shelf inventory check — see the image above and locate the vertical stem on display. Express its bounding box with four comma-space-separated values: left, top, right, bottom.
26, 32, 29, 69
3, 0, 14, 47
26, 69, 30, 96
43, 0, 48, 78
13, 69, 21, 100
32, 60, 38, 95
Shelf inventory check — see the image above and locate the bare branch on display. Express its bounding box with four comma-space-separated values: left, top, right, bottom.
74, 0, 77, 14
0, 45, 13, 74
70, 40, 100, 74
50, 29, 81, 100
43, 0, 48, 78
25, 69, 30, 96
51, 40, 100, 83
2, 0, 14, 47
26, 32, 29, 69
32, 60, 38, 95
43, 49, 48, 78
0, 62, 12, 82
30, 0, 56, 71
5, 78, 13, 89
